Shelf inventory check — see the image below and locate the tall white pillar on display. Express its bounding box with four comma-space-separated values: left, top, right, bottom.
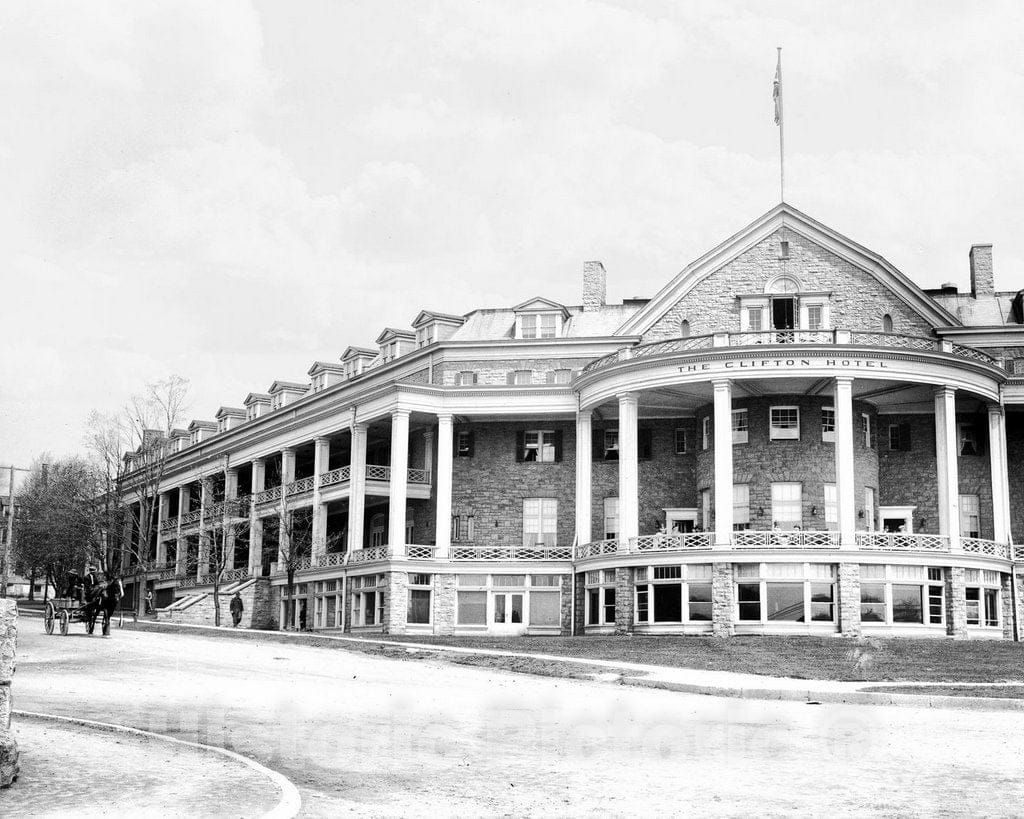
434, 415, 454, 558
834, 377, 857, 547
348, 423, 367, 554
389, 409, 410, 556
176, 485, 188, 576
424, 429, 435, 479
225, 468, 239, 501
312, 437, 331, 565
156, 492, 168, 568
712, 379, 734, 545
278, 448, 296, 566
988, 405, 1010, 544
197, 478, 211, 580
935, 387, 961, 551
617, 393, 639, 546
249, 459, 264, 576
223, 468, 239, 570
575, 410, 593, 548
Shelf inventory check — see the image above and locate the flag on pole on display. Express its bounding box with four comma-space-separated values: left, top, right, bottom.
773, 52, 782, 125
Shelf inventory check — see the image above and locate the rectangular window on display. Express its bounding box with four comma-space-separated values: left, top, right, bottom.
892, 585, 923, 623
455, 371, 477, 386
806, 304, 823, 330
700, 489, 711, 531
957, 423, 980, 456
603, 497, 619, 540
603, 429, 619, 460
539, 314, 557, 338
732, 409, 748, 444
771, 482, 802, 529
553, 369, 572, 384
702, 417, 711, 450
821, 407, 835, 442
766, 583, 805, 621
888, 423, 912, 451
451, 515, 461, 541
738, 583, 761, 621
521, 314, 537, 338
862, 413, 873, 448
653, 583, 683, 622
733, 484, 750, 530
523, 498, 557, 548
860, 583, 886, 622
456, 430, 473, 457
810, 583, 835, 621
770, 406, 800, 440
407, 589, 431, 624
959, 494, 980, 538
687, 583, 712, 621
513, 370, 533, 385
748, 307, 763, 332
522, 430, 557, 462
457, 591, 487, 625
674, 428, 688, 454
984, 588, 999, 627
864, 487, 876, 531
823, 483, 838, 527
530, 591, 561, 626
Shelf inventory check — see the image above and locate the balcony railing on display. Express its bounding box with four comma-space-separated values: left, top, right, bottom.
855, 532, 948, 551
734, 530, 841, 549
198, 567, 251, 585
287, 476, 316, 495
348, 546, 390, 564
319, 551, 348, 567
320, 466, 351, 488
581, 330, 1000, 375
179, 509, 202, 527
254, 485, 284, 506
961, 537, 1012, 560
450, 544, 572, 560
160, 517, 178, 532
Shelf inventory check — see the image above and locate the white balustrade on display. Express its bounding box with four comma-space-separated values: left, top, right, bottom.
407, 544, 436, 559
855, 532, 948, 551
365, 465, 390, 481
320, 466, 350, 487
961, 537, 1011, 560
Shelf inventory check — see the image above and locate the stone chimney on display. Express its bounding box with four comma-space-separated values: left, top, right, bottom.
583, 261, 606, 311
969, 244, 994, 298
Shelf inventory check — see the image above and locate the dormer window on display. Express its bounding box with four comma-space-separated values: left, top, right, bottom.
513, 298, 568, 340
382, 342, 398, 363
247, 406, 257, 421
416, 326, 435, 348
521, 313, 558, 339
217, 419, 227, 433
311, 374, 325, 393
271, 394, 283, 410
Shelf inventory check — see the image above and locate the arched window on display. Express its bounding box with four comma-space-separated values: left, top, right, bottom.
882, 314, 894, 333
765, 275, 802, 295
405, 507, 415, 544
370, 513, 387, 548
680, 319, 691, 338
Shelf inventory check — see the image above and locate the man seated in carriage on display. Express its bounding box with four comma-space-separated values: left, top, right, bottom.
63, 571, 84, 604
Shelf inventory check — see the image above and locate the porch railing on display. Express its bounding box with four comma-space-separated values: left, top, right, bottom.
734, 530, 841, 549
962, 537, 1012, 560
449, 544, 572, 560
855, 532, 948, 551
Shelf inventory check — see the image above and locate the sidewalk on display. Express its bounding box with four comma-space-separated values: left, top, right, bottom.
6, 711, 296, 817
128, 619, 1024, 712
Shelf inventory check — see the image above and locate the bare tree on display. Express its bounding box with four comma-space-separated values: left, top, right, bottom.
86, 375, 190, 615
277, 509, 342, 630
202, 491, 247, 627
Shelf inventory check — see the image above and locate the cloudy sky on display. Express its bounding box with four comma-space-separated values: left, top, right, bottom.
3, 0, 1023, 467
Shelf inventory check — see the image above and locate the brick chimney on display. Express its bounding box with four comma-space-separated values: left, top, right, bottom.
583, 261, 606, 311
969, 244, 994, 297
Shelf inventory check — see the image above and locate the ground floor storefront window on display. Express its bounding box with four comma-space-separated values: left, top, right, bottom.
313, 578, 343, 629
633, 564, 712, 625
455, 574, 563, 631
585, 570, 616, 627
735, 563, 835, 624
860, 565, 943, 626
407, 573, 432, 625
965, 569, 1000, 628
351, 573, 386, 627
281, 582, 311, 630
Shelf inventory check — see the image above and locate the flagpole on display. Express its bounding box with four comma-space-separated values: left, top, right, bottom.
777, 47, 785, 202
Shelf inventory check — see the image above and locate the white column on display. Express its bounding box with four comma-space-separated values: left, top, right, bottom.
434, 415, 454, 558
278, 448, 296, 566
348, 423, 367, 554
988, 405, 1010, 544
389, 409, 410, 556
197, 478, 210, 580
249, 459, 265, 576
712, 379, 733, 545
312, 437, 330, 565
176, 485, 188, 576
225, 468, 239, 501
575, 410, 593, 548
834, 377, 857, 548
617, 393, 639, 546
156, 492, 168, 567
935, 387, 961, 551
424, 429, 435, 480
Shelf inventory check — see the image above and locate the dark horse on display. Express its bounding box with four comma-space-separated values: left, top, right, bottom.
83, 575, 124, 636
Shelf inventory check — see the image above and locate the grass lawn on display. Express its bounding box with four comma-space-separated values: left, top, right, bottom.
368, 634, 1024, 683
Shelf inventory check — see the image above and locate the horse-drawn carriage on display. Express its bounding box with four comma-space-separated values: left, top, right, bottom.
43, 569, 123, 637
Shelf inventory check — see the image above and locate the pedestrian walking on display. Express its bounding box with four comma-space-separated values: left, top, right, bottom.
144, 589, 154, 615
230, 592, 243, 627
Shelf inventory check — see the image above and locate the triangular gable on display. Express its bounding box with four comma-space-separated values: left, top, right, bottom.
411, 310, 466, 328
340, 346, 377, 362
375, 327, 416, 344
512, 296, 570, 317
215, 407, 246, 419
615, 202, 960, 336
267, 380, 308, 395
307, 360, 345, 376
243, 393, 271, 406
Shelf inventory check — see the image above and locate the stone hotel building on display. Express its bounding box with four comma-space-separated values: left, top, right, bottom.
121, 204, 1024, 639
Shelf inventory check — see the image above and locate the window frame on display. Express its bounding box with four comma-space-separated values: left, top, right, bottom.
821, 406, 835, 442
731, 408, 749, 445
522, 498, 558, 548
769, 406, 800, 440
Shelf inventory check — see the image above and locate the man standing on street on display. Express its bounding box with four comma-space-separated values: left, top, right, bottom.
230, 592, 243, 627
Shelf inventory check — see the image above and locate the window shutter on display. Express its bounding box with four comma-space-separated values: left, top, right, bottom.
592, 429, 604, 460
899, 423, 912, 451
515, 430, 525, 462
506, 371, 516, 386
552, 430, 563, 462
638, 428, 653, 461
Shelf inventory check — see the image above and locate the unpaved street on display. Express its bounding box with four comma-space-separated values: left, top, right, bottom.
14, 624, 1024, 816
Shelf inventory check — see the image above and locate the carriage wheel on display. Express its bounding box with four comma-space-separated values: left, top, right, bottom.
59, 609, 69, 636
44, 603, 55, 635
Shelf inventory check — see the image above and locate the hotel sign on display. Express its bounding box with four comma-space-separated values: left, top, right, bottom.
678, 356, 891, 373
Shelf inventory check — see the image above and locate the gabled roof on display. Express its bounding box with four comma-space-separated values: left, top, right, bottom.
375, 327, 416, 344
188, 419, 217, 431
307, 360, 346, 376
340, 346, 377, 361
267, 380, 308, 395
169, 428, 189, 439
615, 202, 961, 336
411, 310, 466, 328
243, 393, 272, 406
512, 297, 570, 318
215, 407, 246, 419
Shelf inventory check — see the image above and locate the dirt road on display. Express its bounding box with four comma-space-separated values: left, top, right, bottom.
15, 625, 1024, 816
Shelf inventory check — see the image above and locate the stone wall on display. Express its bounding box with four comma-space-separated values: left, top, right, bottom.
946, 567, 967, 639
613, 568, 634, 635
711, 562, 734, 638
644, 227, 935, 341
837, 563, 861, 637
165, 579, 272, 629
433, 357, 592, 387
0, 600, 18, 787
433, 573, 456, 636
